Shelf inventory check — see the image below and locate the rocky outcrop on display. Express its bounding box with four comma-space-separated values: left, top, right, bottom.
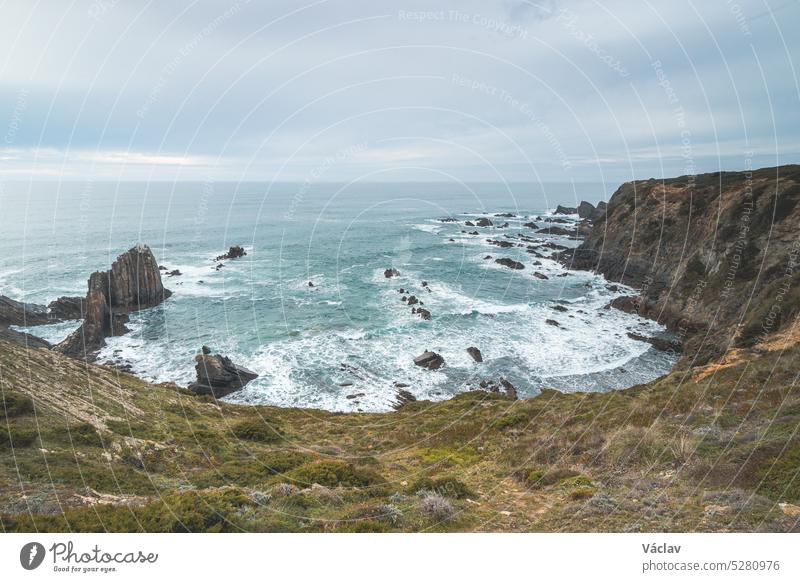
188, 349, 259, 398
476, 217, 493, 227
554, 205, 577, 215
392, 387, 417, 409
0, 296, 49, 327
214, 245, 247, 261
577, 201, 596, 219
57, 245, 171, 358
414, 350, 444, 370
495, 258, 525, 270
384, 268, 400, 278
466, 347, 483, 363
47, 296, 86, 320
559, 165, 800, 365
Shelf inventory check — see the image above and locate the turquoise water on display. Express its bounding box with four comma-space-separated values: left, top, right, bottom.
1, 181, 675, 411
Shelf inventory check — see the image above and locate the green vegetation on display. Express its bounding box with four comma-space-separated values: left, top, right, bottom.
1, 337, 799, 532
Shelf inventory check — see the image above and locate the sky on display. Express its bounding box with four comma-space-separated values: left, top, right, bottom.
0, 0, 799, 184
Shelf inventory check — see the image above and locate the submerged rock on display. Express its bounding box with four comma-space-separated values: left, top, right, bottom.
188, 349, 259, 398
384, 268, 401, 278
414, 350, 444, 370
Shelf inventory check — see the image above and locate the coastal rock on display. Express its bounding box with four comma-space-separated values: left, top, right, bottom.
495, 258, 525, 270
466, 347, 483, 363
415, 308, 431, 320
545, 319, 560, 327
414, 350, 444, 370
488, 239, 514, 248
577, 201, 596, 219
627, 332, 682, 354
533, 272, 549, 280
188, 350, 259, 398
522, 222, 538, 228
167, 269, 182, 277
393, 388, 417, 409
384, 268, 400, 278
47, 296, 86, 320
57, 244, 171, 358
554, 205, 577, 215
494, 212, 516, 218
464, 221, 475, 227
407, 295, 419, 305
536, 225, 575, 237
476, 217, 493, 227
214, 245, 247, 261
438, 217, 458, 223
0, 295, 49, 327
500, 378, 517, 400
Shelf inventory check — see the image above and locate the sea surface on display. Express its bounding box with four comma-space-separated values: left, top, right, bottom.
1, 181, 676, 411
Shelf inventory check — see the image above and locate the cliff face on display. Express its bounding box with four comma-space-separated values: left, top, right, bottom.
57, 244, 171, 358
561, 165, 800, 364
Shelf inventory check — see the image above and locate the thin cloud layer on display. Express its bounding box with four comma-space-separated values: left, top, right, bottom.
0, 0, 798, 183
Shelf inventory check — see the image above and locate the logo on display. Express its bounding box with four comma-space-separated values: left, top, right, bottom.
20, 542, 46, 570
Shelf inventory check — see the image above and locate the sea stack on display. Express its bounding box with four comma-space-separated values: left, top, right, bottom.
57, 244, 172, 358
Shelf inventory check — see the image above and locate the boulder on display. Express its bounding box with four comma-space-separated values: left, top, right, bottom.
407, 295, 419, 305
545, 319, 560, 327
384, 268, 400, 278
577, 201, 596, 219
415, 308, 431, 320
500, 378, 517, 400
533, 272, 549, 280
476, 217, 493, 227
495, 258, 525, 270
466, 347, 483, 363
188, 350, 259, 398
57, 244, 171, 358
414, 350, 445, 370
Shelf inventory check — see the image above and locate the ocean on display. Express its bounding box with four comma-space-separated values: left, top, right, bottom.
1, 180, 676, 411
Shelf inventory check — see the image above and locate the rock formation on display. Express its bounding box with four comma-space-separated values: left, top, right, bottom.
467, 347, 483, 363
558, 165, 800, 365
414, 350, 445, 370
495, 258, 525, 270
47, 296, 86, 320
554, 205, 577, 215
57, 244, 172, 358
0, 295, 49, 327
214, 245, 247, 261
476, 217, 493, 227
188, 349, 259, 398
384, 268, 400, 278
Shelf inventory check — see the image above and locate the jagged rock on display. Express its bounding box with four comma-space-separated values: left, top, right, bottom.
488, 239, 514, 248
577, 201, 596, 219
484, 255, 492, 260
465, 220, 475, 227
554, 205, 577, 215
476, 217, 493, 227
545, 319, 560, 327
414, 350, 444, 370
214, 245, 247, 261
416, 308, 431, 320
392, 388, 417, 409
627, 332, 682, 354
495, 212, 516, 218
167, 269, 182, 277
500, 378, 517, 400
533, 272, 549, 280
188, 350, 258, 398
438, 217, 458, 223
467, 347, 483, 363
495, 258, 525, 270
384, 268, 400, 278
47, 296, 86, 320
536, 226, 575, 237
308, 281, 315, 287
551, 304, 568, 312
407, 295, 419, 305
522, 221, 538, 228
0, 295, 49, 327
57, 244, 171, 358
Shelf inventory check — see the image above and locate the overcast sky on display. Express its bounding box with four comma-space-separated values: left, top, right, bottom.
1, 0, 798, 183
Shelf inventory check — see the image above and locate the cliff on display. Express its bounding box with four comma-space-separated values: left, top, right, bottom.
561, 165, 800, 365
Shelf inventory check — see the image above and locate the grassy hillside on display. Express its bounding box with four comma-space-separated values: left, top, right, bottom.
2, 335, 799, 532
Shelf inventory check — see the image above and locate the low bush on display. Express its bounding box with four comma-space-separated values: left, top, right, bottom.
231, 417, 283, 444
409, 476, 473, 499
0, 391, 34, 418
285, 460, 385, 489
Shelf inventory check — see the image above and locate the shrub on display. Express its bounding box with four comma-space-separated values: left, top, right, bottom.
231, 417, 283, 443
0, 391, 34, 418
418, 492, 454, 522
569, 487, 596, 501
409, 476, 473, 499
261, 451, 313, 475
69, 423, 104, 447
285, 460, 385, 489
0, 424, 38, 449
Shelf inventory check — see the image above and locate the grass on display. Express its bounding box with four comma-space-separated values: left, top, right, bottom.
0, 337, 799, 531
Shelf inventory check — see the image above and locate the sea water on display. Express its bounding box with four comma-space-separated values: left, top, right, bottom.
1, 181, 676, 411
